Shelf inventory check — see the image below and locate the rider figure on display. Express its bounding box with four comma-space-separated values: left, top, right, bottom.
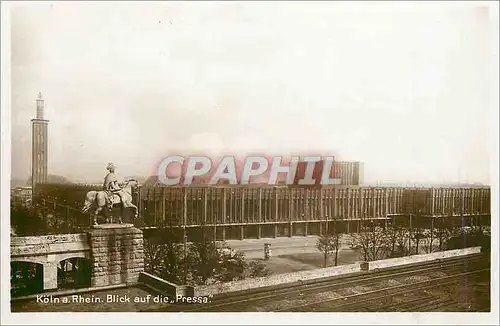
103, 162, 123, 210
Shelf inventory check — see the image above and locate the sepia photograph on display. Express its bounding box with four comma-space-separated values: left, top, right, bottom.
1, 1, 498, 325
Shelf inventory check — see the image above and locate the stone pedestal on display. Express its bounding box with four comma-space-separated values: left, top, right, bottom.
43, 261, 58, 291
88, 224, 144, 288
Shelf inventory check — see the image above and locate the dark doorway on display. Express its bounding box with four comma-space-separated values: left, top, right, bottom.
57, 258, 92, 290
11, 261, 44, 297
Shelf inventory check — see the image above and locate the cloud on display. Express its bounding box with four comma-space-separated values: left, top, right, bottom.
9, 2, 494, 184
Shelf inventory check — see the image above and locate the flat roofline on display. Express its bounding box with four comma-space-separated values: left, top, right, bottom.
14, 186, 32, 190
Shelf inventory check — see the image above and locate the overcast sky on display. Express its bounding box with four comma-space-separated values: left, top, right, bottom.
9, 1, 496, 184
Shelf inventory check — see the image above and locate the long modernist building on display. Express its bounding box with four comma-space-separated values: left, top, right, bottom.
33, 172, 491, 240
137, 184, 490, 240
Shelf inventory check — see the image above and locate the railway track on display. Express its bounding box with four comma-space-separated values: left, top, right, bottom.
356, 268, 491, 312
291, 268, 488, 312
381, 288, 489, 313
153, 253, 489, 312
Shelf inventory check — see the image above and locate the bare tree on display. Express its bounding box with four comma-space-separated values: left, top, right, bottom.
435, 215, 457, 252
421, 229, 435, 254
316, 228, 342, 267
395, 227, 411, 256
412, 230, 425, 255
352, 226, 390, 262
384, 226, 410, 258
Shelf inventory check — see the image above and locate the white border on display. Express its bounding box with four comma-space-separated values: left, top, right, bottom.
1, 0, 14, 323
1, 1, 499, 325
488, 0, 500, 324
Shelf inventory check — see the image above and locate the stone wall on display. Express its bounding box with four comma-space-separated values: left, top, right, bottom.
194, 263, 360, 297
88, 226, 144, 287
368, 246, 482, 270
11, 233, 89, 259
138, 272, 194, 297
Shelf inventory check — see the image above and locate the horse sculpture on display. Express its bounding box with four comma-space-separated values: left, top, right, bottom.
81, 179, 140, 226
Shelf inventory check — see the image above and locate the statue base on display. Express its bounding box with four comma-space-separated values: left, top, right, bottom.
88, 226, 144, 288
92, 223, 134, 229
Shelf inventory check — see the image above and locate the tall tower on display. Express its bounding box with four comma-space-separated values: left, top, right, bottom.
31, 92, 49, 190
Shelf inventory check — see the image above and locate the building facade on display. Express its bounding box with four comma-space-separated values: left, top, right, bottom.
292, 159, 364, 187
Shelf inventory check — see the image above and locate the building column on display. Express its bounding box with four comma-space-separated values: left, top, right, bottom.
43, 258, 58, 291
258, 188, 262, 239
241, 190, 245, 240
290, 189, 294, 237
274, 190, 278, 238
222, 188, 227, 241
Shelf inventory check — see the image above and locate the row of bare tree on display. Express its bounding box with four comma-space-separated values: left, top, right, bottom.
317, 223, 490, 267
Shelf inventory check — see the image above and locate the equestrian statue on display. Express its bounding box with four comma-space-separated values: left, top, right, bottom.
81, 162, 140, 226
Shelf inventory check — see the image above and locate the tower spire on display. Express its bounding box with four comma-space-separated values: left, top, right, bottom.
32, 92, 49, 190
36, 92, 44, 120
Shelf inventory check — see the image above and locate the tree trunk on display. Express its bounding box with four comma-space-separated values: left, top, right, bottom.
441, 216, 445, 250
415, 226, 420, 254
324, 250, 328, 268
408, 215, 412, 256
334, 247, 339, 266
439, 232, 443, 251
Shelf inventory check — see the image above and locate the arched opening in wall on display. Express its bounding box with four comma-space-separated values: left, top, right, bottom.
57, 258, 91, 290
11, 261, 43, 297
